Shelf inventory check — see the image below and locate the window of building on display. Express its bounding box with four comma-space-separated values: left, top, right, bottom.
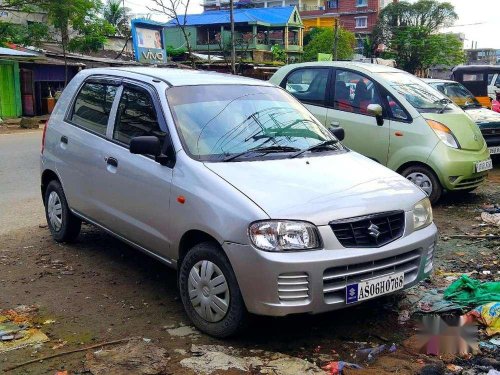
284, 68, 329, 106
71, 82, 117, 136
327, 0, 338, 8
356, 0, 367, 6
333, 70, 381, 115
113, 86, 166, 146
355, 16, 368, 28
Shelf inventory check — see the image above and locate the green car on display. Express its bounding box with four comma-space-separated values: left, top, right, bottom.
270, 62, 492, 203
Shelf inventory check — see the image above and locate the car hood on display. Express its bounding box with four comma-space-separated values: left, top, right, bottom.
464, 107, 500, 128
204, 152, 426, 226
422, 111, 485, 151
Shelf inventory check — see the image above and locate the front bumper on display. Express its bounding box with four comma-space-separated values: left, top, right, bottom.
223, 219, 438, 317
427, 142, 491, 191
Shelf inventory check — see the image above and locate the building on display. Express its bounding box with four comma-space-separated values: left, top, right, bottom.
465, 48, 500, 65
203, 0, 393, 54
132, 7, 304, 64
0, 0, 48, 26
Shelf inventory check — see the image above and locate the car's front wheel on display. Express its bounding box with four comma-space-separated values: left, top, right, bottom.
179, 242, 247, 338
401, 165, 442, 204
44, 180, 81, 242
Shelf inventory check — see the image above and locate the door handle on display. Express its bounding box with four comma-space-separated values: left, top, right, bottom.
60, 136, 68, 144
330, 121, 340, 127
106, 157, 118, 168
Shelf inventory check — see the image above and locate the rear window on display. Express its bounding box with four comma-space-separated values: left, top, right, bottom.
71, 82, 118, 135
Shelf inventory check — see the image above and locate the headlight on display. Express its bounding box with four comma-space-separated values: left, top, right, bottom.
412, 198, 433, 230
249, 220, 321, 251
427, 119, 460, 149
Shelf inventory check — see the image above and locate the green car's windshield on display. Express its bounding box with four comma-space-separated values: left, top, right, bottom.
166, 85, 342, 161
379, 72, 455, 113
428, 82, 481, 109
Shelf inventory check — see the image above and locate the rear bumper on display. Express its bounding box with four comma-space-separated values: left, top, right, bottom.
223, 221, 438, 317
428, 142, 490, 191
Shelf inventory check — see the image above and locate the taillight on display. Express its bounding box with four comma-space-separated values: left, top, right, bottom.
41, 121, 48, 154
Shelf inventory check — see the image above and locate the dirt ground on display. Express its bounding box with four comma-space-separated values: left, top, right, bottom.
0, 163, 499, 375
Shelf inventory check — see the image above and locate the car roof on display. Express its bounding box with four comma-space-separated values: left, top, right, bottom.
423, 78, 456, 84
83, 67, 274, 87
277, 61, 404, 74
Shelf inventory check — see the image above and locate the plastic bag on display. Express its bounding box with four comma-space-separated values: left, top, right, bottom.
467, 302, 500, 336
443, 275, 500, 306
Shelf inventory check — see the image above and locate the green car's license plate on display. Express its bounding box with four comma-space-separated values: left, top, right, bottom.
475, 159, 493, 173
346, 272, 404, 304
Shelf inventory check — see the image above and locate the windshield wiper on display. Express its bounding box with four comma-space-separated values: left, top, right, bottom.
289, 140, 339, 159
435, 98, 453, 114
222, 145, 301, 162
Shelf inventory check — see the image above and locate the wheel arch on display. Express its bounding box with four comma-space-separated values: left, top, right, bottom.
41, 169, 61, 204
177, 230, 222, 266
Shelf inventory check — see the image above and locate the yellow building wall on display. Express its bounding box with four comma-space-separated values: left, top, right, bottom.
303, 17, 336, 31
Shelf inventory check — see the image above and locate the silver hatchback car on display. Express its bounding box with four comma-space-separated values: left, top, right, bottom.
41, 68, 438, 337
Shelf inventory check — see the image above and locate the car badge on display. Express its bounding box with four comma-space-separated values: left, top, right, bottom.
368, 223, 381, 239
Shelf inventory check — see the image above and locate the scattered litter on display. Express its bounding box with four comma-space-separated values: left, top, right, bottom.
166, 325, 199, 337
142, 337, 151, 343
322, 361, 362, 374
402, 287, 463, 314
446, 364, 463, 373
0, 306, 49, 353
398, 310, 411, 324
355, 344, 396, 362
85, 338, 169, 375
481, 212, 500, 226
43, 319, 56, 325
444, 275, 500, 306
487, 370, 500, 375
466, 302, 500, 336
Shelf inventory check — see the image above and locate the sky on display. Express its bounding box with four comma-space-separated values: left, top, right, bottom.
125, 0, 500, 49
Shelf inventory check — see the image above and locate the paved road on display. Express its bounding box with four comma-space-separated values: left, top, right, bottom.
0, 131, 45, 235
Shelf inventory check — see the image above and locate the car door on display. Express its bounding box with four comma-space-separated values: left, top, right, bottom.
325, 68, 390, 165
281, 67, 331, 124
92, 81, 174, 257
55, 77, 120, 216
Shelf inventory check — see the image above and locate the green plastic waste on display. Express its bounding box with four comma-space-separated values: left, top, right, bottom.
443, 275, 500, 306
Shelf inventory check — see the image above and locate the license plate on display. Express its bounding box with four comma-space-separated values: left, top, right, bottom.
346, 272, 404, 304
488, 146, 500, 155
475, 159, 493, 173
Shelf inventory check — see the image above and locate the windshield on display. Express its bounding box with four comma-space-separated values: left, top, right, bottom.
166, 85, 342, 161
428, 82, 481, 109
379, 72, 456, 113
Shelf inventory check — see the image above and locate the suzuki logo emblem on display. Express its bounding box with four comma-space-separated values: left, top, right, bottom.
368, 223, 381, 239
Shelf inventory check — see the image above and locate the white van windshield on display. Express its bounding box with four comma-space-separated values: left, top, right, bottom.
166, 85, 343, 161
380, 72, 455, 113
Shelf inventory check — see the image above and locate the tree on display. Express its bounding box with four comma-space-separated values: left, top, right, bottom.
0, 21, 49, 47
371, 0, 462, 73
103, 0, 129, 37
5, 0, 115, 83
303, 27, 355, 62
148, 0, 194, 66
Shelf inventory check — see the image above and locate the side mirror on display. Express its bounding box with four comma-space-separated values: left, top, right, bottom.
130, 136, 161, 156
367, 104, 384, 126
329, 126, 345, 141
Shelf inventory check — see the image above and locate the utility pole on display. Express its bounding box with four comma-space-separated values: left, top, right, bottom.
229, 0, 236, 74
332, 17, 339, 61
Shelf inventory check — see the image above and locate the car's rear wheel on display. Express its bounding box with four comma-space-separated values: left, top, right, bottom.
401, 165, 442, 204
179, 242, 247, 338
44, 180, 81, 242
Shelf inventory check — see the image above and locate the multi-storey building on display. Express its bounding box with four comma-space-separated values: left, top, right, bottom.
203, 0, 394, 54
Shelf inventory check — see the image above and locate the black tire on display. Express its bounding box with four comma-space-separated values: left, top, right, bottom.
44, 180, 81, 242
401, 165, 442, 204
179, 242, 247, 338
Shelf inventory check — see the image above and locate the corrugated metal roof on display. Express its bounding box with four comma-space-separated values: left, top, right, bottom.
165, 6, 296, 27
0, 47, 40, 58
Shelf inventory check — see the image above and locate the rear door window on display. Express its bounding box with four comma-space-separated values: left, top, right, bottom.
71, 82, 117, 136
283, 68, 329, 106
113, 86, 166, 146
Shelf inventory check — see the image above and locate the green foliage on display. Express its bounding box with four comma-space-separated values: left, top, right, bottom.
68, 19, 116, 53
0, 21, 49, 46
372, 0, 462, 73
303, 27, 355, 62
166, 45, 187, 58
103, 0, 130, 36
271, 44, 286, 63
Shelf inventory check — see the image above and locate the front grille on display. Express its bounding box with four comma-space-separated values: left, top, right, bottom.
277, 272, 309, 303
323, 249, 422, 305
330, 211, 405, 248
456, 175, 486, 188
